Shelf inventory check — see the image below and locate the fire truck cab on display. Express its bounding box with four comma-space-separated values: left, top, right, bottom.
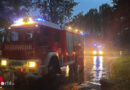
0, 18, 84, 80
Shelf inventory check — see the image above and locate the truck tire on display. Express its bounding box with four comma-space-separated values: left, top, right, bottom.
48, 56, 61, 75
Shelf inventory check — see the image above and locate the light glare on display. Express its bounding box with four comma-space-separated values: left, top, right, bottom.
99, 50, 103, 55
13, 18, 24, 26
68, 26, 72, 30
75, 29, 78, 33
28, 61, 36, 68
28, 18, 34, 24
1, 60, 7, 66
12, 17, 36, 26
93, 50, 97, 55
34, 18, 44, 21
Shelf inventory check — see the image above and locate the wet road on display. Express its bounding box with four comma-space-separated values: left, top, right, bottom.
2, 56, 119, 90
60, 56, 119, 90
80, 56, 119, 90
84, 56, 106, 82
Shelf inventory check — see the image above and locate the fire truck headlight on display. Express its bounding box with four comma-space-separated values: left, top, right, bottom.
99, 50, 103, 55
1, 59, 7, 66
93, 50, 97, 55
28, 61, 36, 68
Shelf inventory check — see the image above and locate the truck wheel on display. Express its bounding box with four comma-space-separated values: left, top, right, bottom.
48, 56, 61, 75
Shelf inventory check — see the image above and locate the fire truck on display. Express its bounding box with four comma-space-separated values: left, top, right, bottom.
0, 17, 84, 82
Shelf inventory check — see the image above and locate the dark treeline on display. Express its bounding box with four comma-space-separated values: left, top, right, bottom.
69, 0, 129, 49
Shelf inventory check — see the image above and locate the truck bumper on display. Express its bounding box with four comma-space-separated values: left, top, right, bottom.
0, 59, 40, 74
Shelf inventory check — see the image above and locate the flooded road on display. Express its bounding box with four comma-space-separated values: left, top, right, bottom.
84, 56, 104, 83
62, 56, 119, 90
2, 56, 119, 90
88, 56, 104, 82
79, 56, 119, 90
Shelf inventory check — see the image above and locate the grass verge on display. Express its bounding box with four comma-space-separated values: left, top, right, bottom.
109, 56, 130, 90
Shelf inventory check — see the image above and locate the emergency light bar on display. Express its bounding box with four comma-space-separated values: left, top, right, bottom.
34, 18, 44, 21
11, 17, 61, 30
12, 17, 37, 26
66, 26, 85, 36
11, 17, 85, 36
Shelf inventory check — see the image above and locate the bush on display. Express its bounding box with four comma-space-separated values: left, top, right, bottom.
110, 56, 130, 89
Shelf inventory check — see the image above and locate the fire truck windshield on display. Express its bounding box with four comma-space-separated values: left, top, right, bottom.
5, 29, 34, 42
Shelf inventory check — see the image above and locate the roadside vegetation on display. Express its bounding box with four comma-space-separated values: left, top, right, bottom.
110, 56, 130, 90
69, 0, 129, 50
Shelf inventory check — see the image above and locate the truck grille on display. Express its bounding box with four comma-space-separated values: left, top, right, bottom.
9, 61, 25, 66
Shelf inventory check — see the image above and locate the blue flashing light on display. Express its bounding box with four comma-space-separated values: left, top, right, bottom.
81, 32, 85, 36
93, 44, 97, 47
34, 18, 44, 21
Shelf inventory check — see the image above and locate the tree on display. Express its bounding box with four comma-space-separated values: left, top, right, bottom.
85, 9, 101, 33
99, 4, 113, 40
69, 8, 101, 34
69, 12, 85, 29
34, 0, 77, 24
0, 0, 33, 28
69, 4, 114, 44
112, 0, 129, 49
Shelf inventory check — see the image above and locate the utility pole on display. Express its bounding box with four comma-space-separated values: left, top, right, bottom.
62, 0, 66, 29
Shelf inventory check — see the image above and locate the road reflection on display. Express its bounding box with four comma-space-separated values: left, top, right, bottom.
92, 56, 103, 82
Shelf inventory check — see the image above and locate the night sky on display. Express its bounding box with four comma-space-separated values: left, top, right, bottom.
73, 0, 113, 16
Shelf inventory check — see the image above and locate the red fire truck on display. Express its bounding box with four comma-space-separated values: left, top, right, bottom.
0, 18, 84, 82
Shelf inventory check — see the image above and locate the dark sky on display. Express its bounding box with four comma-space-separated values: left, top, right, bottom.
73, 0, 113, 16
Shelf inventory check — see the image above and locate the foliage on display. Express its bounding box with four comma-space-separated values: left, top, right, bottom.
112, 0, 129, 49
110, 56, 130, 89
69, 0, 129, 49
69, 12, 85, 29
34, 0, 77, 24
69, 3, 113, 38
85, 9, 101, 33
0, 0, 33, 28
0, 0, 77, 28
99, 4, 113, 35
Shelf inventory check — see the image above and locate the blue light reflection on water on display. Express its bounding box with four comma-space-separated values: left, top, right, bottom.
92, 56, 103, 82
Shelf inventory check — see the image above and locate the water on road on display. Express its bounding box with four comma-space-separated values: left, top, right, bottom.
78, 56, 118, 90
1, 56, 118, 90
